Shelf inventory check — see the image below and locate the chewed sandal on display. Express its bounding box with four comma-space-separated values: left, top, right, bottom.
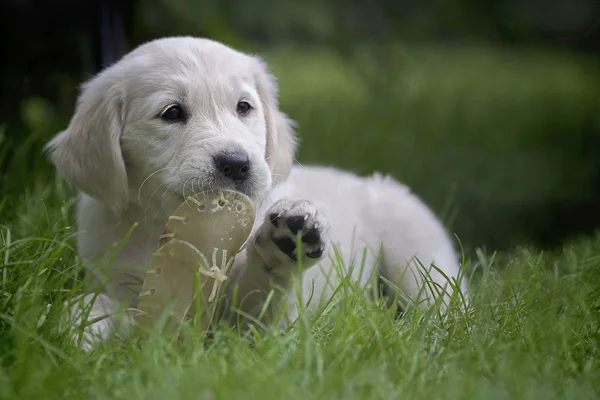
133, 189, 255, 336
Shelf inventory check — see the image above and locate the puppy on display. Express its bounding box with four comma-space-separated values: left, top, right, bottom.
45, 36, 467, 348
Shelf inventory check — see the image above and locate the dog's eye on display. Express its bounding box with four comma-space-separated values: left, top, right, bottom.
160, 105, 185, 122
236, 101, 252, 117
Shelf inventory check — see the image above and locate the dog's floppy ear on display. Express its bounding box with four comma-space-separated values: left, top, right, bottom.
253, 57, 297, 185
45, 72, 128, 215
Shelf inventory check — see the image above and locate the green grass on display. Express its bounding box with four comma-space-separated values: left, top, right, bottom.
1, 170, 600, 399
1, 43, 600, 399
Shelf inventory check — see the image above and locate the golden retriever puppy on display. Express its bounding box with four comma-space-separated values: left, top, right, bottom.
45, 37, 467, 349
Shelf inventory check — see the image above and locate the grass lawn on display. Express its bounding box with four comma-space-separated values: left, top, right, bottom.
1, 160, 600, 400
1, 43, 600, 399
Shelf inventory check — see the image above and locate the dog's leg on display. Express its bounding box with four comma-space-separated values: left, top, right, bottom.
65, 292, 132, 351
66, 292, 116, 350
222, 199, 329, 328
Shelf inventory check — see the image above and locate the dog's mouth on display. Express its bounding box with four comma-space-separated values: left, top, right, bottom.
176, 179, 258, 204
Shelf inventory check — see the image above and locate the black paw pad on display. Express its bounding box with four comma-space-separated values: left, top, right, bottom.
286, 215, 306, 235
269, 213, 280, 227
302, 228, 320, 244
306, 247, 323, 259
272, 236, 296, 261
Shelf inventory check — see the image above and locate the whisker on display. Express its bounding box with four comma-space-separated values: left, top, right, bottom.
141, 177, 177, 223
137, 166, 177, 205
153, 181, 181, 221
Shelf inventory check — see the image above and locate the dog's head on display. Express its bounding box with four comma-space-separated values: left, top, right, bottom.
45, 37, 296, 217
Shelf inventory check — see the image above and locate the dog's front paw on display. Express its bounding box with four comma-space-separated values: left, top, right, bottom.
254, 199, 328, 273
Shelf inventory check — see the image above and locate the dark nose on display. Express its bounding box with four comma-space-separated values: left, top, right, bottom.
213, 152, 251, 182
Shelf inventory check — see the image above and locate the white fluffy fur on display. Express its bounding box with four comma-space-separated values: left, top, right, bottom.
45, 36, 467, 348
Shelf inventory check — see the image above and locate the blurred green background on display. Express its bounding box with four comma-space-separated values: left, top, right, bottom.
1, 0, 600, 253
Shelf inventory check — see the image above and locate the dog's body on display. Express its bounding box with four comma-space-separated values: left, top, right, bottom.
46, 37, 466, 347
